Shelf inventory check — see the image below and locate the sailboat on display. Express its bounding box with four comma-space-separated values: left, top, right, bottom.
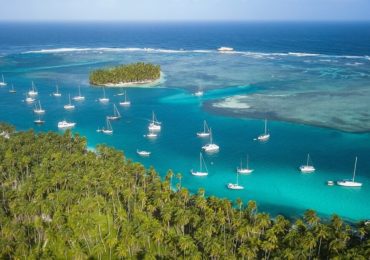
191, 152, 208, 176
299, 154, 315, 173
227, 172, 244, 190
25, 94, 35, 103
0, 74, 7, 86
145, 130, 158, 139
99, 87, 109, 103
202, 128, 220, 152
33, 100, 45, 114
34, 115, 45, 125
107, 104, 121, 120
28, 82, 38, 96
64, 94, 75, 110
119, 91, 131, 106
148, 111, 161, 131
53, 85, 62, 97
197, 120, 210, 137
337, 157, 363, 187
117, 88, 125, 96
137, 149, 151, 156
9, 84, 16, 93
72, 86, 85, 101
257, 119, 270, 142
58, 120, 76, 129
101, 118, 113, 134
194, 87, 204, 97
237, 155, 254, 174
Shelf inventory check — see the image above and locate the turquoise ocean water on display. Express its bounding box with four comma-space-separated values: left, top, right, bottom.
0, 22, 369, 221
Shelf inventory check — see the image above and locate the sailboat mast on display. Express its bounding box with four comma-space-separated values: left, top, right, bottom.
264, 119, 267, 134
199, 153, 202, 172
307, 154, 310, 167
247, 154, 249, 169
353, 157, 357, 182
209, 128, 213, 144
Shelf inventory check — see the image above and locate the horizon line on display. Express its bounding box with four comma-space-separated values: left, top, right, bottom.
0, 19, 370, 23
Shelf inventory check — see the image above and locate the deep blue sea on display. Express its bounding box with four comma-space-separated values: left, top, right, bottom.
0, 22, 369, 221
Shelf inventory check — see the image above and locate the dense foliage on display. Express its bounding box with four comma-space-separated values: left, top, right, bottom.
0, 124, 369, 259
89, 62, 161, 85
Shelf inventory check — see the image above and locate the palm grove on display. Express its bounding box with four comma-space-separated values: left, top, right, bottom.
89, 62, 161, 86
0, 123, 369, 259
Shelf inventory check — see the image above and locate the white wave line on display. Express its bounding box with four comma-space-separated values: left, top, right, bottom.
22, 47, 370, 60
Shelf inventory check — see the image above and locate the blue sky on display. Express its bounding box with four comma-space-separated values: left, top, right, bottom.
0, 0, 369, 21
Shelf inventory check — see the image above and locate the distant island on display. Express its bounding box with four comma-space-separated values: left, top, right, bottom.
89, 62, 161, 87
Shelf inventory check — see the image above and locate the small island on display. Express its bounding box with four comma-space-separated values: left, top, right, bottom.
89, 62, 161, 87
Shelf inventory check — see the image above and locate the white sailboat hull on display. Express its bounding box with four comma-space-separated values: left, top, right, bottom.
73, 96, 85, 101
337, 180, 362, 187
197, 132, 210, 137
0, 82, 7, 87
258, 134, 270, 141
137, 150, 151, 156
26, 98, 35, 103
58, 121, 76, 129
237, 168, 254, 174
107, 116, 120, 120
227, 183, 244, 190
34, 109, 45, 114
64, 104, 75, 110
191, 170, 208, 176
202, 143, 219, 152
53, 93, 61, 97
148, 123, 161, 131
99, 98, 109, 103
299, 165, 315, 173
119, 101, 131, 106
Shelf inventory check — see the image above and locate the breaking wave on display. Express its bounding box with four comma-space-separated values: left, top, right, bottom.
22, 47, 370, 60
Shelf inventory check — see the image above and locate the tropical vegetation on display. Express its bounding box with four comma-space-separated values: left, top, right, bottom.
89, 62, 161, 85
0, 123, 369, 259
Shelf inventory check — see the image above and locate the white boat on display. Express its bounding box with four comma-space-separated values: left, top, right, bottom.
148, 111, 161, 131
107, 104, 121, 120
237, 155, 254, 174
145, 131, 158, 139
28, 82, 38, 96
119, 90, 131, 106
9, 84, 16, 93
327, 181, 334, 186
337, 157, 363, 187
64, 94, 75, 110
58, 120, 76, 129
33, 100, 46, 114
100, 118, 113, 135
191, 152, 208, 176
197, 120, 210, 137
137, 149, 151, 156
53, 85, 62, 97
25, 94, 35, 104
299, 154, 315, 173
194, 90, 204, 97
202, 128, 220, 153
257, 119, 270, 142
99, 88, 109, 103
34, 116, 45, 125
218, 46, 234, 52
117, 88, 125, 96
0, 74, 7, 86
72, 86, 85, 101
227, 172, 244, 190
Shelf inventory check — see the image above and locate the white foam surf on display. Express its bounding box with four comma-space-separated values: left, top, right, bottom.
22, 47, 370, 61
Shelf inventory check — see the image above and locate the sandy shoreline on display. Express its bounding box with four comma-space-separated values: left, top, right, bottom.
93, 72, 164, 88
